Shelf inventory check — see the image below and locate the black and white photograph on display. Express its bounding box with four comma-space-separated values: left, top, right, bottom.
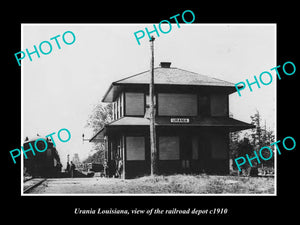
21, 24, 276, 195
4, 6, 298, 219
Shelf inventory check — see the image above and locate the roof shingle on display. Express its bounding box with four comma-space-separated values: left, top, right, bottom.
114, 67, 235, 87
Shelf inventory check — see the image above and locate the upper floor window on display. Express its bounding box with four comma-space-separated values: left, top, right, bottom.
125, 92, 144, 116
119, 93, 124, 118
116, 91, 227, 118
113, 102, 117, 120
157, 93, 197, 116
210, 94, 228, 116
113, 93, 124, 120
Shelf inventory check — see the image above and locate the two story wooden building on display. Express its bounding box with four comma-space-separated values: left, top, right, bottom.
90, 62, 254, 178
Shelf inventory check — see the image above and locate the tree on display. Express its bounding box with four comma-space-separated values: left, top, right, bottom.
249, 110, 275, 168
229, 130, 241, 160
260, 124, 275, 168
86, 103, 113, 134
84, 103, 113, 164
229, 110, 275, 175
83, 150, 103, 164
250, 110, 262, 150
234, 137, 254, 173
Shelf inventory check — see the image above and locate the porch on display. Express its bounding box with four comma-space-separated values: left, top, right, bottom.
106, 126, 230, 179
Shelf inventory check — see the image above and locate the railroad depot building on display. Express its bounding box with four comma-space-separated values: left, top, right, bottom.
90, 62, 254, 178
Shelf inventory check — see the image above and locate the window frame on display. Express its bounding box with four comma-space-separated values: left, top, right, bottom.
124, 92, 145, 117
157, 93, 198, 116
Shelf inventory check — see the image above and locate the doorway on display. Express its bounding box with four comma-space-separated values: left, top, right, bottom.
180, 135, 192, 173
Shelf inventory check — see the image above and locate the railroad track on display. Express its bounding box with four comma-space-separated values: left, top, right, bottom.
23, 178, 47, 193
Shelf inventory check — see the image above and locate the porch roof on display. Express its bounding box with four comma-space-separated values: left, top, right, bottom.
89, 116, 254, 142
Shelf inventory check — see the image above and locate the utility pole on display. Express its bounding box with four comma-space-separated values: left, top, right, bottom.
149, 36, 157, 176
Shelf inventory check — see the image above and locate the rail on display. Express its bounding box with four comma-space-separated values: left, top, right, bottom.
23, 178, 47, 193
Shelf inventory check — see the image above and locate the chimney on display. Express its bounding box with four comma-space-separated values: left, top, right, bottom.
159, 62, 171, 68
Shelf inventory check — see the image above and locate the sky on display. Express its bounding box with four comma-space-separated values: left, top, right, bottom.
22, 24, 276, 167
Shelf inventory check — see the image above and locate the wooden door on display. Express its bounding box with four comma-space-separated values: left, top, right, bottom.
180, 135, 192, 173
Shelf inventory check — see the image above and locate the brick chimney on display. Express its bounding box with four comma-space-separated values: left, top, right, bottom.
159, 62, 171, 68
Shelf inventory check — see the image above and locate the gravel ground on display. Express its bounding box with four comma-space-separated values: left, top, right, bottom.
27, 174, 275, 195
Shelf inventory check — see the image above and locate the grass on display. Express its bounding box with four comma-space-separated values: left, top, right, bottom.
117, 174, 275, 194
29, 174, 275, 194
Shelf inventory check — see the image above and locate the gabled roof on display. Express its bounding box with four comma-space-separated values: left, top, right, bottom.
102, 66, 237, 102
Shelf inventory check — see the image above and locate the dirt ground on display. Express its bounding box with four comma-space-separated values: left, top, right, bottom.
27, 174, 275, 195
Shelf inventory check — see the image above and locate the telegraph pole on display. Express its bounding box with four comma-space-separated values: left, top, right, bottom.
149, 36, 157, 176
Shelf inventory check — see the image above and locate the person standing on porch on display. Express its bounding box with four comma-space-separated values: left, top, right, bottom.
117, 159, 123, 178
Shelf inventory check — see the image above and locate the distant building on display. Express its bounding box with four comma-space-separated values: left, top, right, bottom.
90, 62, 254, 178
72, 153, 80, 166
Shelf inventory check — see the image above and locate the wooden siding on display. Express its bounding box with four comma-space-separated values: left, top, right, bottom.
211, 132, 227, 159
192, 136, 198, 160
